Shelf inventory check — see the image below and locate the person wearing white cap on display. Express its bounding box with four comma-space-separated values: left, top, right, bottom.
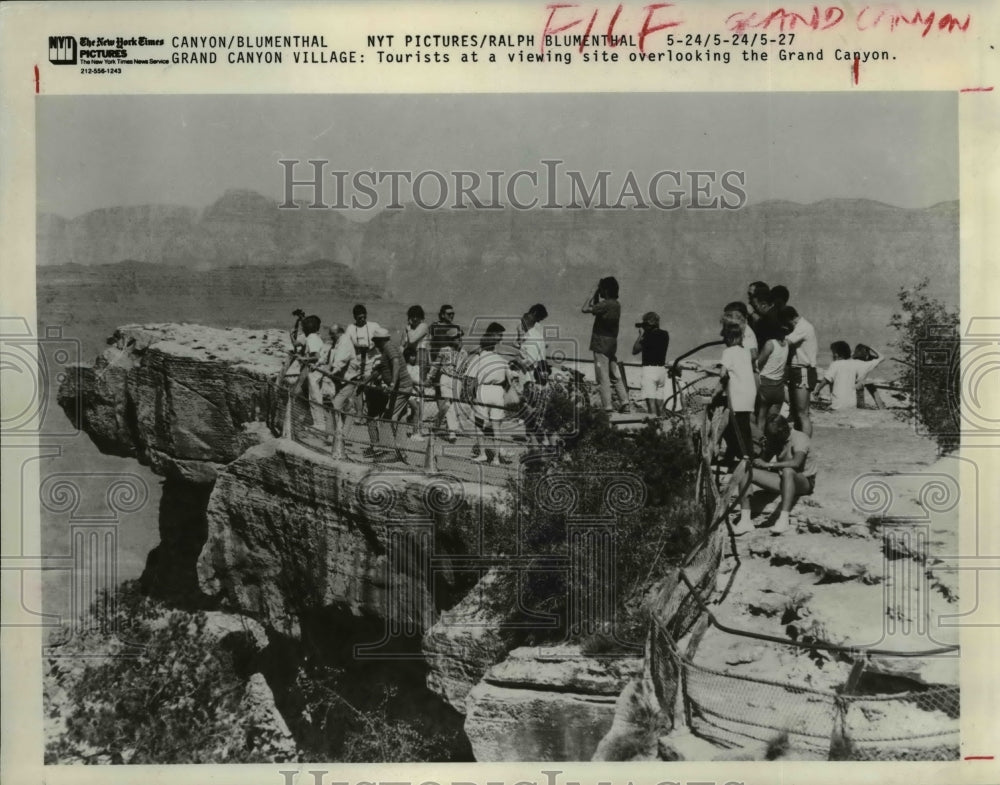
631, 311, 669, 417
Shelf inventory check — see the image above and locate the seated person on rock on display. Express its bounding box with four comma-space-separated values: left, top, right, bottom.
815, 341, 885, 411
852, 343, 886, 409
750, 414, 817, 535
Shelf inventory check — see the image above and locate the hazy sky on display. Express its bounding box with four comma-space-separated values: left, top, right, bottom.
37, 92, 957, 217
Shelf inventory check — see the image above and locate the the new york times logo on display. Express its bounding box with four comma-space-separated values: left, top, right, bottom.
49, 36, 77, 65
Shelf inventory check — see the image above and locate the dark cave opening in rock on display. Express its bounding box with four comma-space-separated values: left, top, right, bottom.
263, 607, 475, 761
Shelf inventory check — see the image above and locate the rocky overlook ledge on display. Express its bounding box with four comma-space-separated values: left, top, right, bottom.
59, 323, 292, 483
57, 324, 961, 761
57, 323, 490, 635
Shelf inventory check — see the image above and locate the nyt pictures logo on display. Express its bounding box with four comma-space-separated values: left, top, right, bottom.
49, 36, 78, 65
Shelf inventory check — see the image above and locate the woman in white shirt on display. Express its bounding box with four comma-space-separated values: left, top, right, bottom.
299, 315, 327, 430
467, 322, 511, 465
427, 326, 466, 443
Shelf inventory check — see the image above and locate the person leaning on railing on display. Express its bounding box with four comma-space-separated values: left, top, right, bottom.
514, 304, 554, 446
714, 320, 758, 534
299, 314, 327, 429
328, 322, 364, 424
426, 325, 466, 443
362, 327, 413, 459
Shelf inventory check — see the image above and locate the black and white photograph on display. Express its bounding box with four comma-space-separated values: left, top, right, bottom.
31, 90, 963, 764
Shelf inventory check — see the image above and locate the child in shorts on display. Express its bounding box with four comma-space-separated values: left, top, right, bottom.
716, 321, 757, 533
754, 317, 790, 432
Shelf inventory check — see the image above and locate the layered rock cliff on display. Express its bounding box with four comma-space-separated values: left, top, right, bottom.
58, 323, 289, 483
58, 323, 959, 762
58, 324, 487, 635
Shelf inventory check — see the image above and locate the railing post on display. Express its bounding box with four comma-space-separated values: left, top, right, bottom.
423, 427, 437, 472
282, 389, 293, 439
829, 656, 866, 759
331, 406, 346, 460
418, 383, 425, 436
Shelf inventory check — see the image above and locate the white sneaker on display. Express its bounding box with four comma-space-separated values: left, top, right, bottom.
731, 517, 755, 536
770, 516, 791, 535
471, 453, 488, 463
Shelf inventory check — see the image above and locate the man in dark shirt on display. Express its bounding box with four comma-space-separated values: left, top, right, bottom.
582, 276, 629, 412
632, 311, 670, 416
770, 285, 790, 309
747, 283, 778, 348
365, 327, 414, 457
429, 304, 463, 361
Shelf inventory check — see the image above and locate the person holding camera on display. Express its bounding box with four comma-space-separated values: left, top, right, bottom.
278, 308, 308, 384
631, 311, 670, 417
582, 276, 629, 413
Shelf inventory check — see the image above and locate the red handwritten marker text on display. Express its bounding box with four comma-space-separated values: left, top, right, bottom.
727, 5, 971, 35
542, 3, 683, 52
856, 7, 970, 36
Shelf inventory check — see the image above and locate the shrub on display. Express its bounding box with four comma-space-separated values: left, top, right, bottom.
484, 410, 702, 647
291, 662, 468, 761
45, 582, 288, 764
889, 278, 960, 454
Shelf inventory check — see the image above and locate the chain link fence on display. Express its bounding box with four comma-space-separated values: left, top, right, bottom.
646, 408, 960, 761
274, 368, 534, 485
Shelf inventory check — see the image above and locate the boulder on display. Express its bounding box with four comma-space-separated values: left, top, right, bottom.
788, 579, 958, 686
464, 645, 641, 761
422, 569, 511, 713
237, 673, 300, 762
197, 438, 489, 637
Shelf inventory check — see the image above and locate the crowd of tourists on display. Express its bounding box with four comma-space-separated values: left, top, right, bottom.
285, 302, 552, 466
704, 281, 884, 535
284, 276, 886, 526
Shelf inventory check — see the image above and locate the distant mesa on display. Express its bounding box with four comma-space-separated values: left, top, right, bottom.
38, 256, 382, 303
37, 189, 958, 312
